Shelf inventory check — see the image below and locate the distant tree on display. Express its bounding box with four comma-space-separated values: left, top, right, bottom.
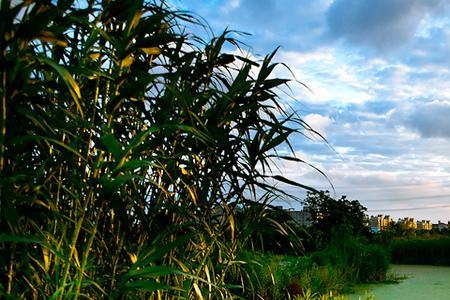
303, 190, 371, 248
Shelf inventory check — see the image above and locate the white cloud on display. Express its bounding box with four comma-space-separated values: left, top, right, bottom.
335, 146, 354, 155
221, 0, 241, 13
303, 113, 333, 138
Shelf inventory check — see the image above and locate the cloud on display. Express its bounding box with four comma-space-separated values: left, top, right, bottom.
180, 0, 331, 53
326, 0, 448, 52
221, 0, 241, 13
304, 113, 333, 138
397, 101, 450, 138
275, 49, 377, 105
404, 25, 450, 68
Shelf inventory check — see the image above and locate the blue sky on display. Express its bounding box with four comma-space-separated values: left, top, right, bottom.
171, 0, 450, 222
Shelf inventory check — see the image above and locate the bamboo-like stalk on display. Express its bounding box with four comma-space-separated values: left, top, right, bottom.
74, 203, 104, 298
7, 251, 13, 294
59, 191, 92, 299
0, 71, 6, 173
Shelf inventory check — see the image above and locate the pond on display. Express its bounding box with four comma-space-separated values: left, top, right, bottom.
348, 264, 450, 300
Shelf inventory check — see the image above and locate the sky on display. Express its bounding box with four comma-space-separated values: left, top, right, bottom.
170, 0, 450, 223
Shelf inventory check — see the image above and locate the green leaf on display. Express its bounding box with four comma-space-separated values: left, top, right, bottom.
0, 234, 43, 244
118, 126, 160, 166
123, 266, 182, 280
10, 135, 87, 162
271, 175, 318, 192
263, 78, 290, 90
101, 134, 122, 161
36, 56, 84, 118
136, 233, 194, 267
121, 279, 175, 292
104, 174, 140, 194
113, 159, 158, 175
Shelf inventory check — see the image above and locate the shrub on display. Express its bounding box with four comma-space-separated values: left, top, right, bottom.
358, 244, 389, 281
238, 252, 285, 299
311, 238, 389, 284
390, 238, 450, 265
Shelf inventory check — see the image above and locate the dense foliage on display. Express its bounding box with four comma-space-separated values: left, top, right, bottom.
390, 238, 450, 266
0, 0, 316, 298
237, 248, 385, 299
311, 238, 389, 283
303, 191, 371, 248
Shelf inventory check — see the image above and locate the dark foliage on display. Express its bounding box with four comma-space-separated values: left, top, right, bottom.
304, 190, 371, 248
390, 238, 450, 265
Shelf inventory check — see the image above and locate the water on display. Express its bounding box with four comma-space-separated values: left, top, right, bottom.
348, 264, 450, 300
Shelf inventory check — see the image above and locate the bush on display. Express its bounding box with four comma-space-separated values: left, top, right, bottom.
241, 246, 387, 299
358, 244, 389, 281
237, 252, 285, 299
390, 238, 450, 265
311, 238, 389, 283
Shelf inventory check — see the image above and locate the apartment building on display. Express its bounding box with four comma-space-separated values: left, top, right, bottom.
432, 221, 449, 231
416, 220, 432, 231
398, 217, 418, 230
369, 214, 393, 232
287, 207, 312, 227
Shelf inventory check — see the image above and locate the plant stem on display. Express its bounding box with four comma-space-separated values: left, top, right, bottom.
0, 72, 5, 172
74, 199, 103, 298
59, 191, 91, 299
7, 250, 14, 294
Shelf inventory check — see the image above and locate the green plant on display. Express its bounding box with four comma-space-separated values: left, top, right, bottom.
311, 237, 389, 284
304, 191, 371, 249
0, 0, 318, 298
292, 289, 374, 300
390, 238, 450, 265
358, 244, 389, 282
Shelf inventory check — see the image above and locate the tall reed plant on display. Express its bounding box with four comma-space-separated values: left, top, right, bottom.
0, 0, 318, 298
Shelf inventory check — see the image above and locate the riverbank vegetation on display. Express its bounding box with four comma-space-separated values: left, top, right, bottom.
390, 238, 450, 265
233, 191, 390, 298
232, 247, 384, 299
372, 219, 450, 266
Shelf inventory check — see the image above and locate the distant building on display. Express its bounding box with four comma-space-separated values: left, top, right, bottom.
432, 221, 448, 231
369, 214, 383, 231
287, 207, 312, 227
398, 217, 417, 230
382, 215, 393, 229
369, 214, 393, 232
416, 220, 432, 231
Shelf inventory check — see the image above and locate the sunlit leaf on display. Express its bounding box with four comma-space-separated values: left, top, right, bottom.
121, 55, 134, 68
37, 31, 68, 47
141, 47, 161, 55
37, 56, 84, 118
